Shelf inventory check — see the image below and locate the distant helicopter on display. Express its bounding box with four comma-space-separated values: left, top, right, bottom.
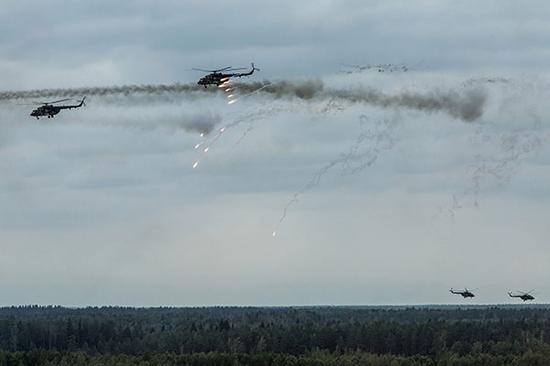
450, 288, 475, 298
508, 290, 535, 302
193, 63, 259, 88
30, 97, 86, 119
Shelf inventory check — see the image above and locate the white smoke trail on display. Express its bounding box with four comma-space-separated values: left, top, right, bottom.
438, 108, 544, 219
189, 82, 281, 168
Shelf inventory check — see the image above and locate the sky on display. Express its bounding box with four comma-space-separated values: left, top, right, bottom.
0, 0, 549, 306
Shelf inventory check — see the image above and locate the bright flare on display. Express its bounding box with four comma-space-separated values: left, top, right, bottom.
192, 161, 199, 169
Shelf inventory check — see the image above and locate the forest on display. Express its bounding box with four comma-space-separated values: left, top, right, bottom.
1, 305, 550, 365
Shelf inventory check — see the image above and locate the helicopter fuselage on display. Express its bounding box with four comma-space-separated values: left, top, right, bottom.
30, 99, 85, 119
197, 72, 228, 87
30, 105, 61, 118
509, 293, 535, 301
450, 289, 475, 298
197, 64, 258, 88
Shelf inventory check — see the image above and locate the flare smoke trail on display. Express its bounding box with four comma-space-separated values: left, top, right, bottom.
0, 80, 486, 122
273, 114, 397, 237
433, 105, 544, 220
195, 93, 352, 167
190, 81, 285, 168
340, 114, 397, 175
454, 116, 541, 215
191, 102, 296, 168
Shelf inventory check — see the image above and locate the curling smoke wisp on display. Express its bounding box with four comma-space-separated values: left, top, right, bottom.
273, 114, 397, 237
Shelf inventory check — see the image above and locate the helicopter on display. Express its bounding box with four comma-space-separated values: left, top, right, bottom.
508, 290, 535, 302
30, 97, 86, 119
450, 288, 475, 298
193, 63, 259, 88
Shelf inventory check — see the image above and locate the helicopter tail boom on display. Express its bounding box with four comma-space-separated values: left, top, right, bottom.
233, 63, 259, 77
57, 97, 86, 110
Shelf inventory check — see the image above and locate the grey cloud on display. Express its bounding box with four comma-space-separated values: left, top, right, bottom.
3, 0, 550, 89
1, 0, 550, 306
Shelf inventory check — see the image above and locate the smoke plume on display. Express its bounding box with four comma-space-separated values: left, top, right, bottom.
181, 113, 222, 135
0, 84, 209, 101
0, 80, 487, 122
235, 81, 487, 122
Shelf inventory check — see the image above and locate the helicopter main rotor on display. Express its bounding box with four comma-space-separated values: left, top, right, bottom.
35, 98, 73, 105
192, 66, 248, 73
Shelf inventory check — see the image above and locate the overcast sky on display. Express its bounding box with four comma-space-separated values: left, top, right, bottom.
0, 0, 549, 306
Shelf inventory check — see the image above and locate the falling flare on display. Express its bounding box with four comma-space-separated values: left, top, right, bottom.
225, 88, 232, 92
204, 147, 209, 152
192, 161, 199, 169
227, 94, 235, 99
272, 231, 277, 237
220, 127, 226, 132
200, 133, 204, 137
194, 143, 201, 149
228, 99, 238, 105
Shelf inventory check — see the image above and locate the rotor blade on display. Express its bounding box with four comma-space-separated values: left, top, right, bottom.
192, 66, 233, 72
41, 98, 72, 104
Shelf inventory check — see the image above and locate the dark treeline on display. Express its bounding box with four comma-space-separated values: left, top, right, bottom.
3, 350, 550, 366
1, 305, 550, 365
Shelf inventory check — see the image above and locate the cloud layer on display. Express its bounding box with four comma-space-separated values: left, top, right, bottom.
0, 1, 549, 306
